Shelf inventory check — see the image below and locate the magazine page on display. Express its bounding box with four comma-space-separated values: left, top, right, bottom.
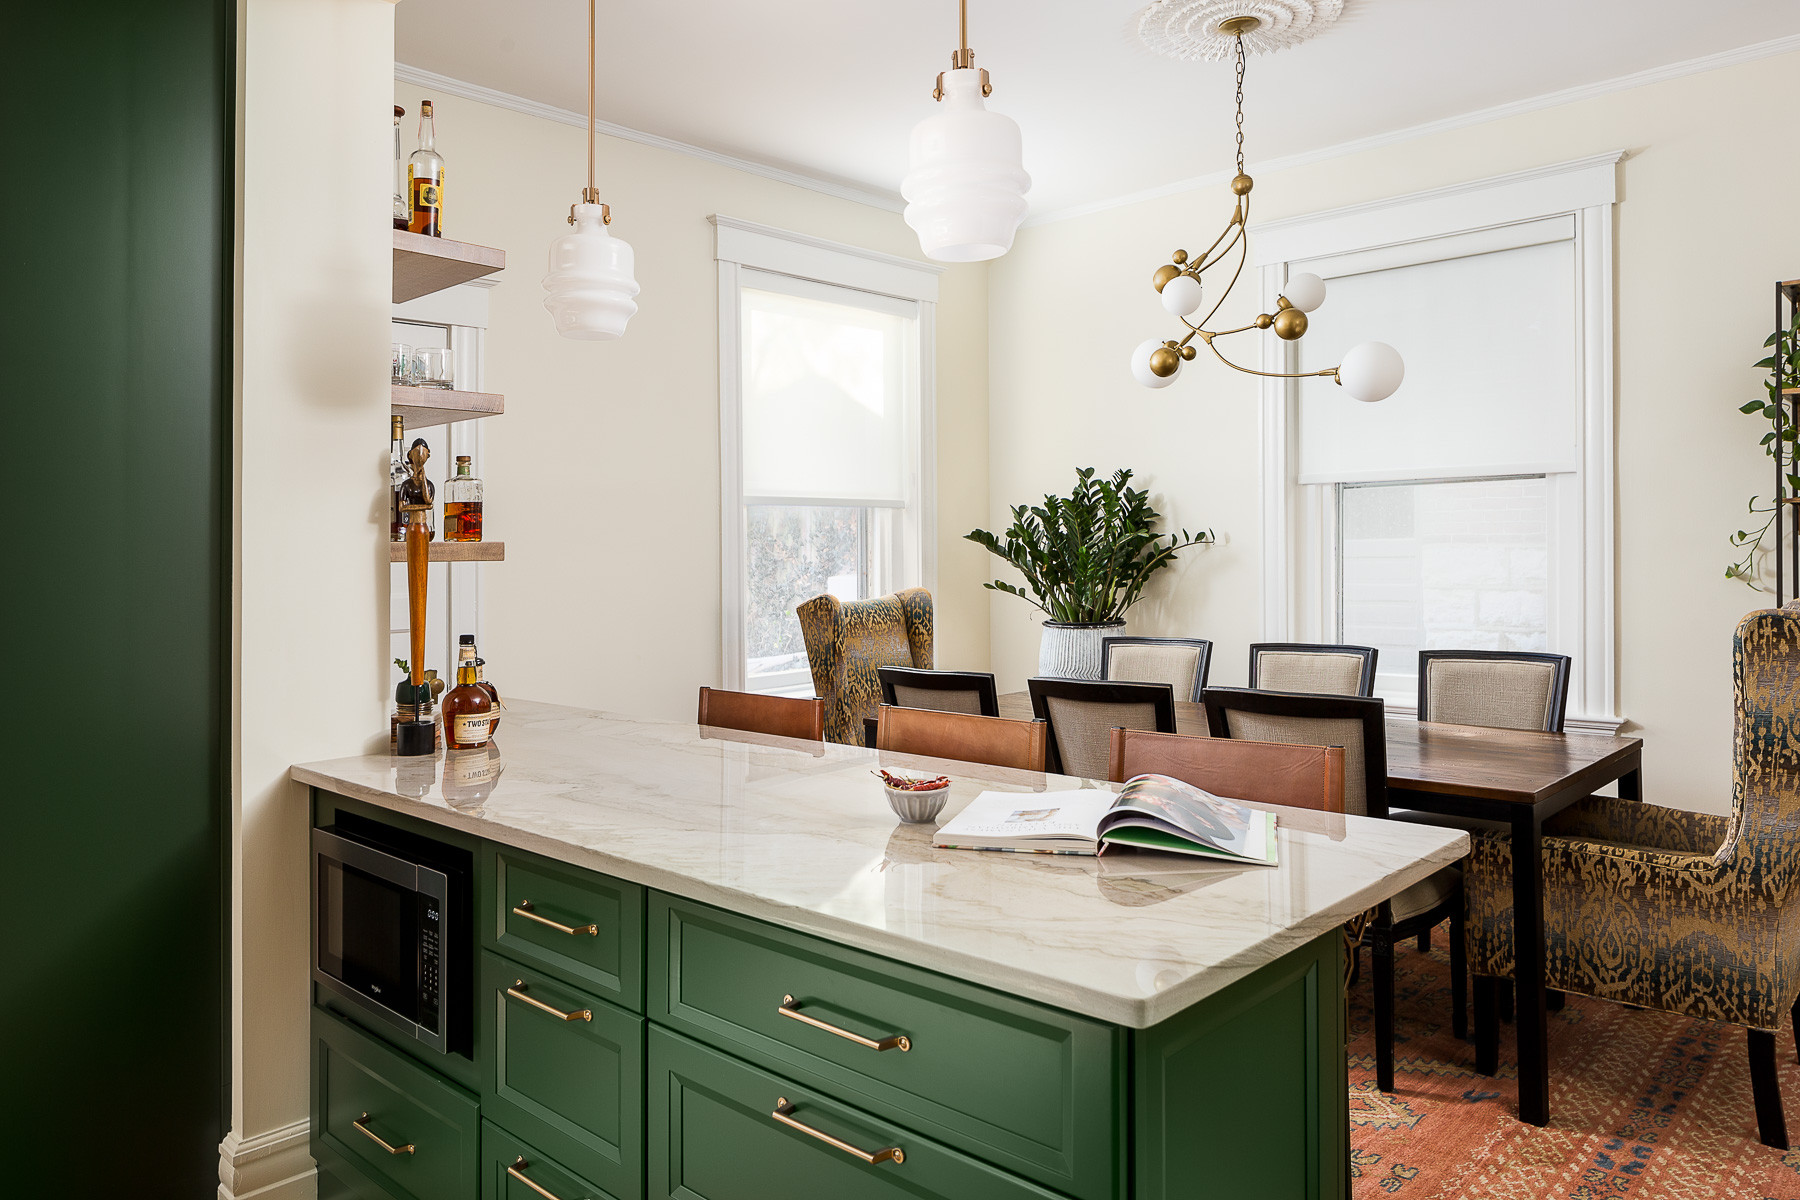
1096, 774, 1261, 859
933, 789, 1116, 847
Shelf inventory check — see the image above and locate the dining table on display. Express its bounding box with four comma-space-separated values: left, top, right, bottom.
991, 690, 1644, 1129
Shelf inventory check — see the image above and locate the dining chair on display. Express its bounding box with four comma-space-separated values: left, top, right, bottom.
1417, 649, 1572, 733
796, 588, 933, 746
696, 686, 825, 742
1026, 677, 1177, 779
1101, 636, 1212, 703
875, 705, 1049, 773
1107, 727, 1345, 813
878, 666, 1000, 717
1248, 642, 1378, 697
1463, 603, 1800, 1148
1203, 685, 1463, 1095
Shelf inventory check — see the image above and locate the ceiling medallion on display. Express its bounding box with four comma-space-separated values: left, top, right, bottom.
1135, 0, 1344, 61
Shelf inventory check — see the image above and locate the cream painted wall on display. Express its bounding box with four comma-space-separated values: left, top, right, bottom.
228, 1, 393, 1196
987, 50, 1800, 814
393, 85, 992, 716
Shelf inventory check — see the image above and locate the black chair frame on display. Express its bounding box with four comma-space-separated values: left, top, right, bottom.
1100, 636, 1213, 702
1026, 677, 1177, 777
878, 666, 1000, 717
1416, 649, 1572, 733
1247, 642, 1379, 697
1202, 685, 1464, 1094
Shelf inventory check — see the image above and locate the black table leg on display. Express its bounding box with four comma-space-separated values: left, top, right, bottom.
1618, 766, 1642, 802
1511, 808, 1550, 1126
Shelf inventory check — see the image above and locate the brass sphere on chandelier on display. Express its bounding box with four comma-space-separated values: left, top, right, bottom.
1271, 307, 1308, 340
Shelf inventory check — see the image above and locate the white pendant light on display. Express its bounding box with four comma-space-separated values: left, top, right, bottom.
542, 0, 639, 340
901, 0, 1031, 262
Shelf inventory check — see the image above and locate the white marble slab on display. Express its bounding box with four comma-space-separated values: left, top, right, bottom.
292, 699, 1468, 1028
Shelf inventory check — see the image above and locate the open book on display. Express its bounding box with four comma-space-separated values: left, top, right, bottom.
932, 774, 1278, 866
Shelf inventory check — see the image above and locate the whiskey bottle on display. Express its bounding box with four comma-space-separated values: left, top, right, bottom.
475, 657, 501, 736
444, 455, 483, 542
441, 654, 495, 749
389, 415, 407, 541
407, 100, 445, 237
392, 105, 408, 230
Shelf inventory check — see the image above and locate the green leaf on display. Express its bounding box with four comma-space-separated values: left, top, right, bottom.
1743, 399, 1768, 413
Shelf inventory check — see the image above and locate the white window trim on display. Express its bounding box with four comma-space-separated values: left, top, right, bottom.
1254, 152, 1622, 732
712, 214, 943, 691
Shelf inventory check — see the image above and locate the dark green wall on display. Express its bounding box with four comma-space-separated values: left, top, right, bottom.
4, 0, 231, 1192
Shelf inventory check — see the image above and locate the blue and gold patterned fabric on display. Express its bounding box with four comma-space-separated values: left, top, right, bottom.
796, 589, 934, 746
1464, 602, 1800, 1031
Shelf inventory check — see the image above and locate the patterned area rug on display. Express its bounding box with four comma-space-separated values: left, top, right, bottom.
1348, 924, 1800, 1199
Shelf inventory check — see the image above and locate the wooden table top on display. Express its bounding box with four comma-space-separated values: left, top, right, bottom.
996, 692, 1642, 807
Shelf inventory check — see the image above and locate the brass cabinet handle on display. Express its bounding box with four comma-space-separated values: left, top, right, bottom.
506, 980, 592, 1023
352, 1113, 415, 1156
512, 900, 598, 937
506, 1157, 570, 1200
777, 994, 910, 1052
771, 1098, 903, 1165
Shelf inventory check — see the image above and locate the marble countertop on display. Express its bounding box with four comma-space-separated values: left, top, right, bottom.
292, 699, 1468, 1028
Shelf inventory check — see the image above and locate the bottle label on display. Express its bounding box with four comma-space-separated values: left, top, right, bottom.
416, 181, 441, 211
453, 711, 493, 744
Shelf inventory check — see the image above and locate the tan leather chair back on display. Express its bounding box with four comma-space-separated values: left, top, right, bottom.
875, 705, 1048, 774
1107, 728, 1345, 813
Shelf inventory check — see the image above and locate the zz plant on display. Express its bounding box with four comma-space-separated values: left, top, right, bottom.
966, 467, 1212, 623
1728, 306, 1800, 587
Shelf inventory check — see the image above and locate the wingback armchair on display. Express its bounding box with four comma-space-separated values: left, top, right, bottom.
1464, 602, 1800, 1147
796, 588, 933, 745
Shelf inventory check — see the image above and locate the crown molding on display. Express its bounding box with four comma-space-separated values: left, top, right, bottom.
394, 62, 906, 215
1027, 32, 1800, 227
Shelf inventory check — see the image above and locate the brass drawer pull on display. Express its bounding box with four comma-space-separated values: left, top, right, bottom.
506, 1157, 570, 1200
512, 900, 598, 937
778, 994, 910, 1052
352, 1113, 415, 1156
771, 1098, 904, 1165
507, 980, 592, 1023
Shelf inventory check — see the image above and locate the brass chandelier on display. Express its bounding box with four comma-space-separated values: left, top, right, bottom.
1131, 17, 1403, 403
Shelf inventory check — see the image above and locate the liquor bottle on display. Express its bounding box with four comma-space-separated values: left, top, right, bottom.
444, 455, 483, 541
389, 415, 407, 541
475, 656, 501, 735
441, 651, 495, 750
392, 105, 408, 230
407, 100, 444, 237
397, 438, 436, 537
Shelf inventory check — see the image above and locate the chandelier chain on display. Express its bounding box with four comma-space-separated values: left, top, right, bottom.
1233, 35, 1246, 176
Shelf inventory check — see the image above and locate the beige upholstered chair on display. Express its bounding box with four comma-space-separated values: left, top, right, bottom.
1417, 650, 1571, 732
1026, 677, 1177, 778
1101, 636, 1212, 702
796, 589, 933, 746
877, 666, 998, 717
1203, 685, 1463, 1095
1248, 642, 1378, 697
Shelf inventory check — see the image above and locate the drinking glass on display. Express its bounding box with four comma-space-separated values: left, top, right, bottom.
392, 342, 413, 385
411, 347, 454, 389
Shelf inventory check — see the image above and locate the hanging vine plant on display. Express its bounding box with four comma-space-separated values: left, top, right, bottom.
1728, 306, 1800, 588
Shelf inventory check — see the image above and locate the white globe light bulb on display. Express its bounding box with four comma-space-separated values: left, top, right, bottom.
1130, 339, 1178, 389
1282, 271, 1326, 313
1160, 273, 1204, 317
901, 69, 1031, 262
542, 203, 640, 340
1337, 341, 1404, 403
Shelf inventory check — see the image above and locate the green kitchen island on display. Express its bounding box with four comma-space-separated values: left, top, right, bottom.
293, 700, 1466, 1200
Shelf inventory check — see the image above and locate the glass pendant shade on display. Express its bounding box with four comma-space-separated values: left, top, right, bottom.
1131, 338, 1179, 389
1337, 340, 1405, 403
1160, 273, 1204, 317
542, 203, 639, 341
1281, 271, 1326, 313
902, 68, 1031, 262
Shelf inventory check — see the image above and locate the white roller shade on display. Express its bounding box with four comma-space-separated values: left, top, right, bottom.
1297, 233, 1578, 484
741, 276, 917, 505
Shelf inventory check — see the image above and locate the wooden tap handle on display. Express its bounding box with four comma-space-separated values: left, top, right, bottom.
406, 513, 430, 688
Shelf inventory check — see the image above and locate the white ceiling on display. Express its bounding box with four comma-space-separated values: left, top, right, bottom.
396, 0, 1800, 219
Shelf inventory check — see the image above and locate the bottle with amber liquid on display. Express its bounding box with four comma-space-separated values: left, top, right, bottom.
407, 100, 445, 237
458, 634, 502, 736
441, 645, 495, 750
444, 455, 483, 541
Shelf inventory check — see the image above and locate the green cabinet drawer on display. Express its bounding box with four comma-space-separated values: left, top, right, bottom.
480, 951, 644, 1198
647, 895, 1122, 1200
482, 1120, 623, 1200
313, 1006, 481, 1200
486, 845, 643, 1011
648, 1026, 1066, 1200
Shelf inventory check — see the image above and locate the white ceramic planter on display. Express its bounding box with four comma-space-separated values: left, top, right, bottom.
1038, 621, 1125, 680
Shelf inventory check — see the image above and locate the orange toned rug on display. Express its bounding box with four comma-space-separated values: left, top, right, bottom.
1348, 924, 1800, 1199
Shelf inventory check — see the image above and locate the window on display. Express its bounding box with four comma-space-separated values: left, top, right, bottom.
715, 217, 940, 693
1257, 154, 1618, 726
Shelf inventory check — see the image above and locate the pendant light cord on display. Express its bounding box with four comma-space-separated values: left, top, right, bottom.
586, 0, 596, 201
1234, 35, 1246, 176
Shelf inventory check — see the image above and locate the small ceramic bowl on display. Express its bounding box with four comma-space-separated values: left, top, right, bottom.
878, 772, 952, 824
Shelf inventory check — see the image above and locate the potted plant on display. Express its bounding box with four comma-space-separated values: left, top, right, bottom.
967, 467, 1213, 678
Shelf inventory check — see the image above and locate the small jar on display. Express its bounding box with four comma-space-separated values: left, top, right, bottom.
411, 346, 454, 389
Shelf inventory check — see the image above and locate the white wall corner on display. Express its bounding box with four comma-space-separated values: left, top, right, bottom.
218, 1119, 316, 1200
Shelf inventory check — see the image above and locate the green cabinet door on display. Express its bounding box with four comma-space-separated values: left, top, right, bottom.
648, 1026, 1068, 1200
482, 1120, 623, 1200
487, 846, 645, 1010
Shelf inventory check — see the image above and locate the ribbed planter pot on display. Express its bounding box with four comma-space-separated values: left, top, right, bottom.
1038, 620, 1125, 680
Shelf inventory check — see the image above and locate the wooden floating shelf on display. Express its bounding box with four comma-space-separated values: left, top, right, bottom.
390, 541, 505, 563
391, 384, 504, 429
393, 230, 505, 304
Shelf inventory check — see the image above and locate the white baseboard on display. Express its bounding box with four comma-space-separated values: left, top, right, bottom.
218, 1119, 316, 1200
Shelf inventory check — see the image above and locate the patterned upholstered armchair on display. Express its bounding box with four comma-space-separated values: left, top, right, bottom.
796, 589, 933, 745
1465, 603, 1800, 1148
